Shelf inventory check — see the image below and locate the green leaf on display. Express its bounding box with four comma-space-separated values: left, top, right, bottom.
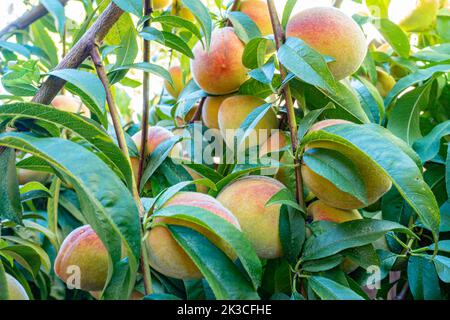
0, 133, 140, 299
302, 255, 344, 272
237, 103, 274, 148
48, 69, 107, 126
365, 0, 390, 18
387, 83, 432, 145
108, 27, 139, 84
0, 261, 9, 300
0, 103, 133, 189
265, 188, 303, 212
112, 0, 142, 17
0, 41, 30, 58
413, 120, 450, 162
303, 124, 440, 245
297, 103, 335, 141
140, 28, 194, 58
385, 64, 450, 106
40, 0, 66, 35
30, 21, 58, 68
152, 15, 202, 42
434, 255, 450, 283
181, 163, 224, 184
154, 205, 262, 289
308, 276, 364, 300
112, 62, 173, 85
0, 148, 22, 224
303, 148, 368, 205
428, 240, 450, 253
248, 57, 276, 84
181, 0, 212, 49
351, 77, 384, 124
279, 205, 305, 264
228, 11, 262, 43
372, 18, 410, 58
242, 37, 271, 69
278, 38, 336, 93
408, 256, 442, 300
282, 0, 298, 29
303, 219, 416, 261
168, 225, 260, 299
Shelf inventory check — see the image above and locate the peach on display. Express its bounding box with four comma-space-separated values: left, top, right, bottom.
153, 0, 171, 10
175, 105, 198, 126
286, 7, 367, 80
179, 7, 195, 22
18, 169, 50, 185
216, 176, 285, 259
164, 66, 190, 99
375, 67, 396, 98
190, 27, 248, 95
239, 0, 272, 36
51, 95, 91, 118
202, 95, 232, 129
218, 95, 278, 149
146, 192, 240, 279
389, 0, 440, 32
54, 225, 109, 292
301, 120, 392, 210
5, 274, 29, 300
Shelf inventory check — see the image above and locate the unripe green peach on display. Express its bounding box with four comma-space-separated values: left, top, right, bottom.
389, 0, 440, 32
239, 0, 272, 36
5, 274, 29, 300
218, 95, 278, 149
146, 192, 240, 279
216, 176, 285, 259
18, 169, 50, 185
51, 95, 91, 118
190, 27, 248, 95
301, 120, 392, 210
153, 0, 171, 10
286, 7, 367, 80
54, 225, 109, 292
375, 67, 396, 98
164, 66, 190, 99
202, 95, 232, 129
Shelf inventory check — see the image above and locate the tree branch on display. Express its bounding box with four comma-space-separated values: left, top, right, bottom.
266, 0, 305, 208
32, 3, 124, 105
0, 0, 69, 39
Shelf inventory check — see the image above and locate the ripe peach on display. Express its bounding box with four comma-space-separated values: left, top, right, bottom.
239, 0, 272, 36
218, 95, 278, 149
286, 7, 367, 80
146, 192, 240, 279
153, 0, 171, 10
51, 95, 91, 118
216, 176, 285, 259
375, 67, 396, 98
301, 120, 392, 210
190, 27, 248, 95
54, 225, 109, 292
202, 95, 232, 129
5, 274, 29, 300
164, 66, 190, 99
179, 7, 195, 22
389, 0, 440, 32
175, 105, 198, 126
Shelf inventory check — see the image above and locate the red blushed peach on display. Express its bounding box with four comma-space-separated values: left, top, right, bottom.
54, 225, 109, 292
216, 176, 285, 259
146, 192, 240, 280
51, 95, 91, 118
164, 66, 190, 99
286, 7, 367, 80
190, 27, 248, 95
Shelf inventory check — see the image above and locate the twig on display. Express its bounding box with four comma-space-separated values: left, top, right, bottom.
32, 3, 124, 105
0, 0, 69, 39
137, 0, 154, 189
266, 0, 304, 208
190, 97, 206, 123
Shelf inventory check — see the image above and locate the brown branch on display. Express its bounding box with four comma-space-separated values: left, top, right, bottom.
32, 3, 124, 105
137, 0, 154, 189
266, 0, 304, 209
0, 0, 69, 39
190, 97, 206, 123
227, 0, 241, 26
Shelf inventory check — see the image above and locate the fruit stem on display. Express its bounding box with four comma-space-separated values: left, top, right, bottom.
266, 0, 305, 209
137, 0, 154, 190
91, 45, 153, 297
